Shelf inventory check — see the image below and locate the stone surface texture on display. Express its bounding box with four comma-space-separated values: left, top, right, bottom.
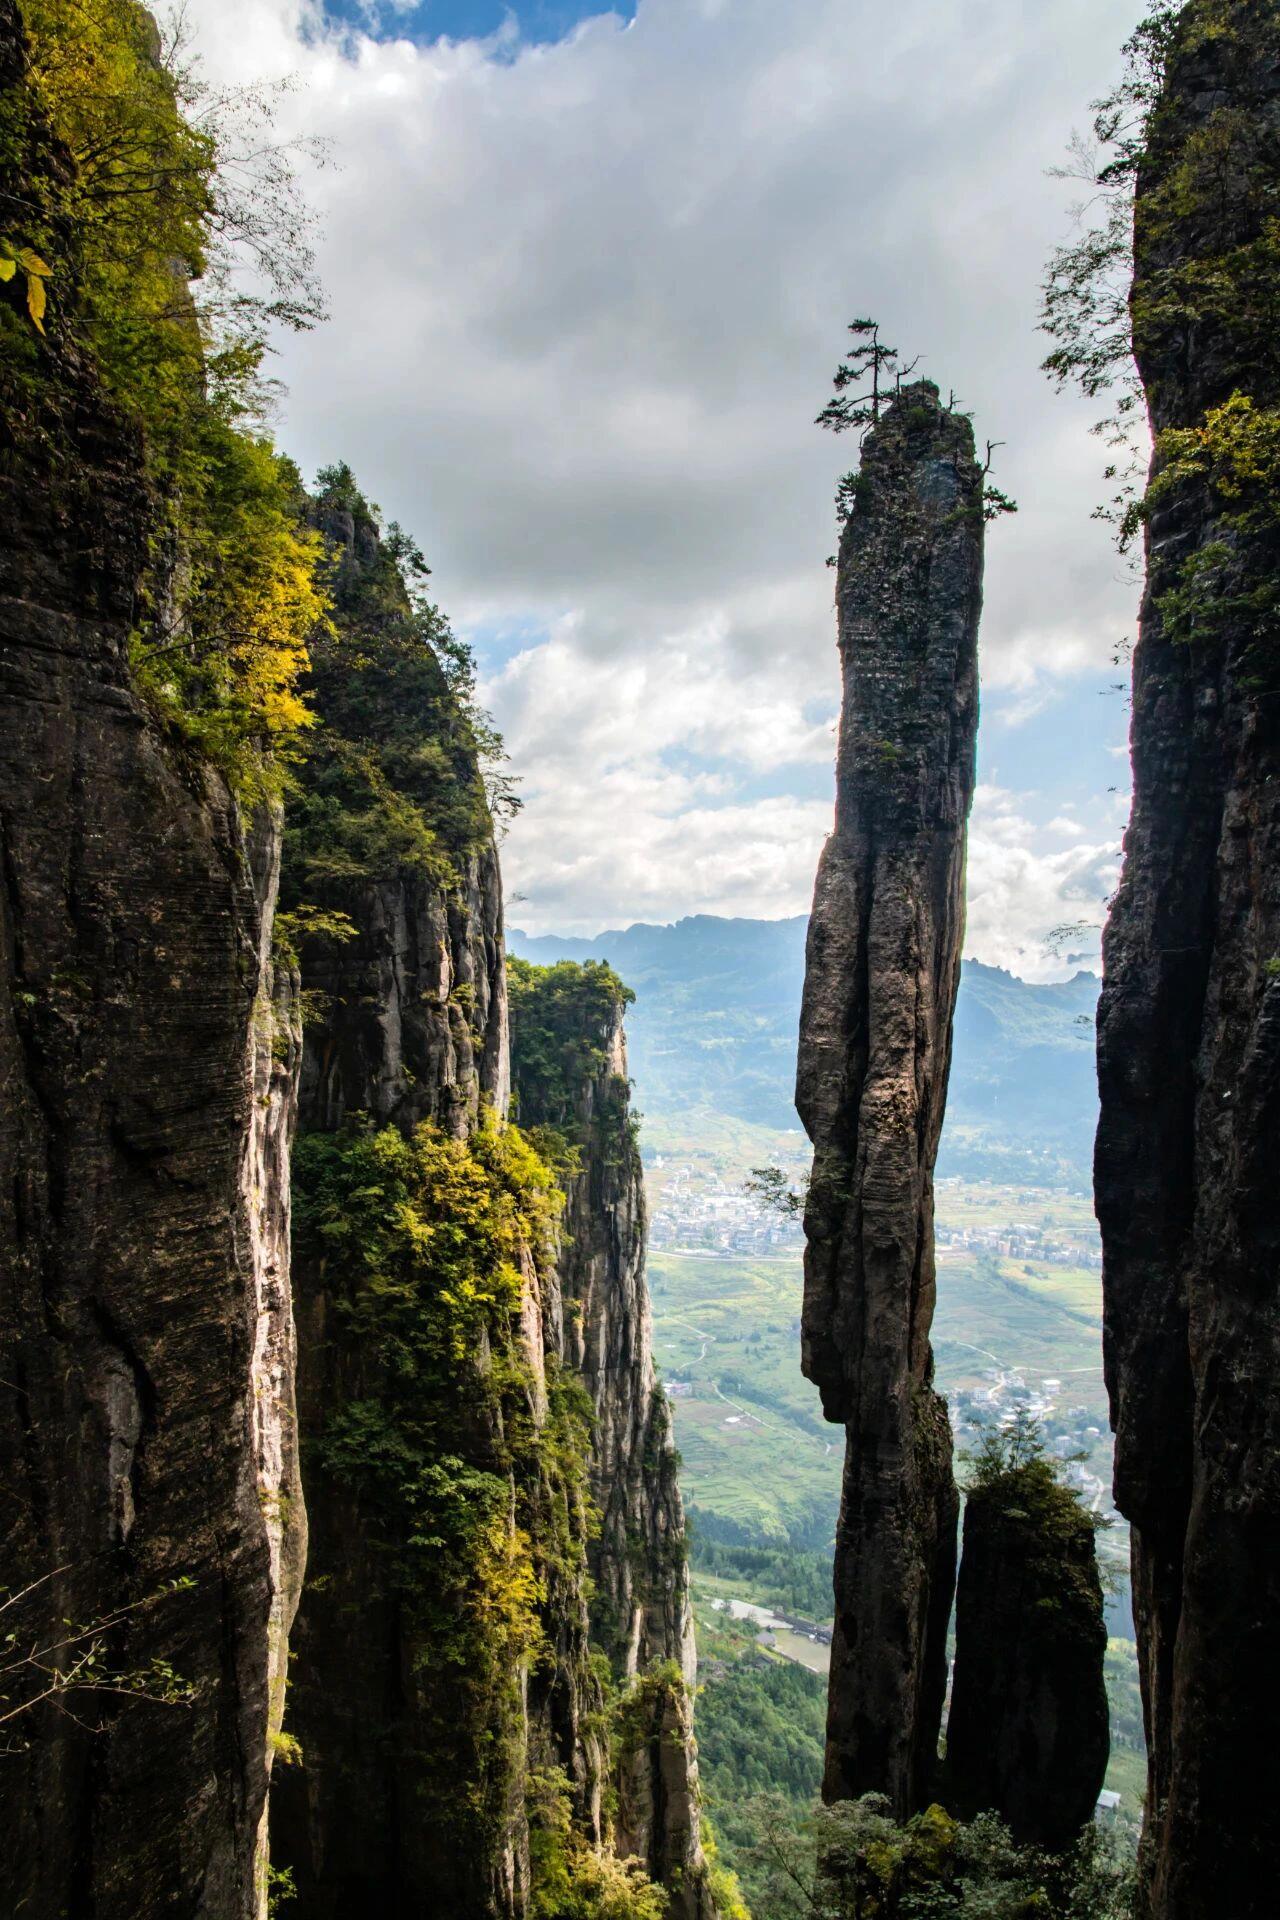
514, 999, 714, 1919
0, 11, 303, 1915
1095, 6, 1280, 1914
796, 382, 982, 1816
946, 1480, 1109, 1847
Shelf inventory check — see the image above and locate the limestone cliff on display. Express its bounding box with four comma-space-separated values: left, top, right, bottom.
796, 382, 982, 1815
271, 482, 604, 1918
946, 1460, 1108, 1848
1094, 4, 1280, 1913
0, 8, 304, 1914
509, 959, 715, 1919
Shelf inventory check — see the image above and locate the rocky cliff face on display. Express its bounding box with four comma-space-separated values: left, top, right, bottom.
1095, 5, 1280, 1913
509, 965, 715, 1918
271, 489, 606, 1918
272, 858, 536, 1916
0, 11, 303, 1915
796, 382, 982, 1816
946, 1466, 1108, 1848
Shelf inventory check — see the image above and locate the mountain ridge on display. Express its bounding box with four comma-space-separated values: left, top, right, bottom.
509, 916, 1101, 1187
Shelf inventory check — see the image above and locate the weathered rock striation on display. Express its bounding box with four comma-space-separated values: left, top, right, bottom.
272, 487, 608, 1918
946, 1464, 1108, 1848
1094, 5, 1280, 1913
509, 962, 715, 1919
796, 382, 982, 1816
0, 9, 304, 1915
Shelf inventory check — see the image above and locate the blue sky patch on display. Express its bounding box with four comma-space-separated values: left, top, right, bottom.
979, 679, 1128, 833
319, 1, 636, 46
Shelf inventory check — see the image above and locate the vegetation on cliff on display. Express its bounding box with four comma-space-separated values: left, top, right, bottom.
290, 1111, 605, 1875
740, 1795, 1134, 1920
947, 1414, 1110, 1848
527, 1761, 670, 1920
1044, 0, 1280, 649
509, 956, 637, 1141
282, 463, 516, 920
0, 0, 327, 792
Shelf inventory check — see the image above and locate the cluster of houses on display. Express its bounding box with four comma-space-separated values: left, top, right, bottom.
646, 1158, 805, 1255
934, 1216, 1102, 1270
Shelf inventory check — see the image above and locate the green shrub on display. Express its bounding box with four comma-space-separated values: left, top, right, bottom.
508, 958, 636, 1139
4, 0, 329, 793
738, 1793, 1135, 1920
291, 1113, 576, 1847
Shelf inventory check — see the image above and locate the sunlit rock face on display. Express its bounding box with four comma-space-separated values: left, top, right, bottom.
512, 985, 716, 1919
796, 381, 983, 1817
1095, 6, 1280, 1914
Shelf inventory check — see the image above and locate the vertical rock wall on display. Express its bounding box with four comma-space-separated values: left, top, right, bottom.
1095, 6, 1280, 1913
274, 853, 524, 1916
796, 381, 982, 1816
511, 979, 715, 1918
0, 17, 302, 1915
272, 496, 607, 1919
946, 1470, 1108, 1847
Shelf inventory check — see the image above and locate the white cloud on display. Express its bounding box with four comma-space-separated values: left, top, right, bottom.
964, 786, 1119, 982
179, 0, 1147, 968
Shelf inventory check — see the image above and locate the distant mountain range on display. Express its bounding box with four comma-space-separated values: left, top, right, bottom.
508, 915, 1101, 1188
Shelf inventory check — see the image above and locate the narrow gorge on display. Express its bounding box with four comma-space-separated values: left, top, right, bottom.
5, 0, 1280, 1916
0, 7, 720, 1914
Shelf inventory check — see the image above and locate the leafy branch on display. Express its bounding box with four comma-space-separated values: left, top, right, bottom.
1, 1566, 197, 1754
0, 239, 52, 333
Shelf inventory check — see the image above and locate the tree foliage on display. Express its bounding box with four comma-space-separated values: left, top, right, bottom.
1040, 7, 1181, 536
816, 318, 1015, 534
508, 957, 637, 1140
816, 319, 914, 438
528, 1766, 670, 1920
745, 1164, 807, 1218
281, 465, 515, 951
1, 1566, 197, 1754
738, 1793, 1135, 1920
1042, 0, 1280, 597
2, 0, 330, 794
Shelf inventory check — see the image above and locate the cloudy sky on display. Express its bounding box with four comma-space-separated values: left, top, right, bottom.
183, 0, 1147, 978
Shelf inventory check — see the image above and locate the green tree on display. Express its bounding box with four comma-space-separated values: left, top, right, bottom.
3, 1, 332, 793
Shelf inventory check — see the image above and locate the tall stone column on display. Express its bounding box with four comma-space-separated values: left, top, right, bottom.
796, 380, 983, 1815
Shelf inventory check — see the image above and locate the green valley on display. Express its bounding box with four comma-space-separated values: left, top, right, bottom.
509, 918, 1145, 1871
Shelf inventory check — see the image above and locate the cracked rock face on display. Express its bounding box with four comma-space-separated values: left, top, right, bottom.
516, 1001, 713, 1919
272, 846, 519, 1917
1095, 7, 1280, 1914
796, 382, 982, 1817
0, 15, 302, 1912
